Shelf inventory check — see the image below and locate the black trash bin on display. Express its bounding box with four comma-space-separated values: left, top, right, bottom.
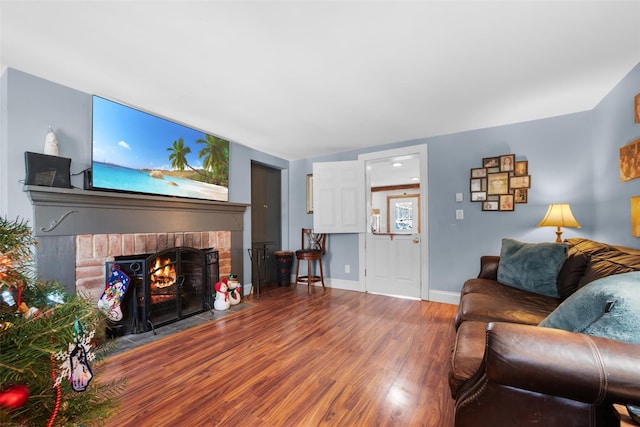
274, 251, 293, 287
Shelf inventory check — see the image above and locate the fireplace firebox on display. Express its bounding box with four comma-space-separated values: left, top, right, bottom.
106, 247, 219, 335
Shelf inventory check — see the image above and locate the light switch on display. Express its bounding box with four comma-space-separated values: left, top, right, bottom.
455, 192, 463, 202
456, 209, 464, 220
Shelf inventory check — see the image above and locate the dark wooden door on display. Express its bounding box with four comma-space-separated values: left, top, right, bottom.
251, 163, 281, 285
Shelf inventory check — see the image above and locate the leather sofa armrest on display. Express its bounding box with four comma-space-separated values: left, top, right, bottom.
484, 322, 640, 405
478, 256, 500, 280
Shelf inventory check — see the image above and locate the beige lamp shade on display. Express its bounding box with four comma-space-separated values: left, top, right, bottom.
537, 204, 581, 242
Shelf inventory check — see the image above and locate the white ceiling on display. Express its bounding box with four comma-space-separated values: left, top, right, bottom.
1, 1, 639, 161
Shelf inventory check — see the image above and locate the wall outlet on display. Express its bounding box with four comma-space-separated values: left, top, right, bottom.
345, 264, 350, 273
456, 209, 464, 220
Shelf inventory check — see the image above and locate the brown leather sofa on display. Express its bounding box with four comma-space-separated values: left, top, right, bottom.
449, 238, 640, 426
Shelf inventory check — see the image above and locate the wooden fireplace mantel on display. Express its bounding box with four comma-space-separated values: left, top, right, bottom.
25, 185, 248, 237
25, 186, 248, 295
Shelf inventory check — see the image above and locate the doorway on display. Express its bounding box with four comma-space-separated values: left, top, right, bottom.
251, 162, 282, 286
358, 145, 428, 300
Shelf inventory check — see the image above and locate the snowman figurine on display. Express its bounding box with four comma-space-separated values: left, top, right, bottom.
213, 280, 230, 311
228, 278, 241, 305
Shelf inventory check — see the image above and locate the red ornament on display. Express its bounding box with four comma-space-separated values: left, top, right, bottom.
0, 384, 29, 410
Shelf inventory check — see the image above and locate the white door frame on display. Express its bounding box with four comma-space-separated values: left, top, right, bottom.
358, 144, 429, 300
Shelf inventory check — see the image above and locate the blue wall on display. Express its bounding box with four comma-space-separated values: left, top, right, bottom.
294, 62, 640, 294
592, 63, 640, 246
1, 68, 91, 220
3, 63, 639, 296
0, 68, 289, 285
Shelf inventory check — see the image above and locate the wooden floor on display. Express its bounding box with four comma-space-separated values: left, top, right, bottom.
101, 285, 458, 426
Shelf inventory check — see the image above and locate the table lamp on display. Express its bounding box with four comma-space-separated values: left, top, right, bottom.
537, 204, 581, 242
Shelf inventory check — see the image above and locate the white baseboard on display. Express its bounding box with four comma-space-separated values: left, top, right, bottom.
300, 277, 460, 304
319, 278, 361, 292
243, 284, 252, 296
428, 290, 460, 305
255, 277, 460, 305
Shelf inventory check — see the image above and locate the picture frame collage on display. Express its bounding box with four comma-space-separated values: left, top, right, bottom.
470, 154, 531, 211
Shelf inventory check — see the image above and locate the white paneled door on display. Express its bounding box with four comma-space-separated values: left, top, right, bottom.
312, 144, 428, 300
364, 232, 422, 299
360, 145, 428, 300
312, 160, 366, 234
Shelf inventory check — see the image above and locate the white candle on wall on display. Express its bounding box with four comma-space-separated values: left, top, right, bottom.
43, 126, 59, 156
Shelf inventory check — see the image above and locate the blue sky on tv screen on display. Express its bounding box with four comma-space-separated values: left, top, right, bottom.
92, 96, 209, 171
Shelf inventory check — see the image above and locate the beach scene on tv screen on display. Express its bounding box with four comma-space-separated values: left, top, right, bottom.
92, 96, 229, 201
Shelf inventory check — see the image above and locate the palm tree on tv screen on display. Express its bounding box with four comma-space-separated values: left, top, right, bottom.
197, 134, 229, 187
167, 137, 208, 180
167, 138, 191, 171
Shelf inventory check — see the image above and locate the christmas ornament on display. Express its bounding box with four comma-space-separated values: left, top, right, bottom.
97, 265, 130, 321
55, 318, 95, 392
18, 302, 41, 318
0, 254, 12, 279
1, 289, 16, 307
0, 321, 13, 330
0, 384, 29, 410
69, 338, 93, 392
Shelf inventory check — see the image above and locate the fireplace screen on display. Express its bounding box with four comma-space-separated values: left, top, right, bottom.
106, 247, 218, 334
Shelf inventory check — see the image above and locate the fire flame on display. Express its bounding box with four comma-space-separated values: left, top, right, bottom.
149, 257, 176, 289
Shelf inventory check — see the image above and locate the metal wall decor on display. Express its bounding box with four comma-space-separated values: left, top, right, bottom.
470, 154, 531, 211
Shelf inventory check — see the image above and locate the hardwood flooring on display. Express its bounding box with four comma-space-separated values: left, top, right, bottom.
101, 285, 458, 426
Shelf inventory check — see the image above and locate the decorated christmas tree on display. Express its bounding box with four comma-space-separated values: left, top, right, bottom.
0, 216, 124, 426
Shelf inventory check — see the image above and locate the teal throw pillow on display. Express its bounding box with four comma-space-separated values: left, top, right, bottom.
539, 271, 640, 345
497, 238, 568, 298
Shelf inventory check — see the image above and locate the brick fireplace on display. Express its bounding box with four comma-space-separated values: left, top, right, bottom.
75, 231, 231, 300
25, 186, 247, 299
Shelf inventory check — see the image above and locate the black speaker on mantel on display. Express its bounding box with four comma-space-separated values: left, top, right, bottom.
83, 168, 92, 190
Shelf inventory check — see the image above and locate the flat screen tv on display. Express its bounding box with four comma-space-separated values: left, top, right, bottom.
91, 95, 229, 202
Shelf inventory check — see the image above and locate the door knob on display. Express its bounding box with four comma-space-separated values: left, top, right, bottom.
413, 237, 420, 244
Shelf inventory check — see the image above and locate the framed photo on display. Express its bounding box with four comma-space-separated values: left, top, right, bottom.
632, 196, 640, 236
635, 92, 640, 124
471, 168, 486, 178
471, 192, 487, 202
483, 156, 500, 168
470, 178, 486, 192
514, 188, 528, 203
500, 154, 515, 172
486, 166, 500, 173
620, 138, 640, 182
487, 172, 509, 195
514, 160, 528, 176
499, 194, 514, 211
306, 174, 313, 214
482, 201, 499, 211
510, 175, 531, 189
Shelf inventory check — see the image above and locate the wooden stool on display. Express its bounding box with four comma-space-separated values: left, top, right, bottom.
295, 250, 325, 289
294, 229, 326, 292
